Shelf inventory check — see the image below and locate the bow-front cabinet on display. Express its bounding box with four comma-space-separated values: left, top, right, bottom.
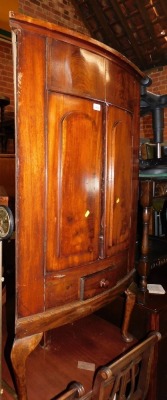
9, 12, 145, 400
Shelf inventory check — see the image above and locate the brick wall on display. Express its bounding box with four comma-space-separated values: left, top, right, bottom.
140, 65, 167, 142
18, 0, 89, 35
0, 0, 89, 119
0, 40, 14, 118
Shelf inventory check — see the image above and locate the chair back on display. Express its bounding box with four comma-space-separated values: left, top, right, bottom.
54, 331, 161, 400
92, 331, 161, 400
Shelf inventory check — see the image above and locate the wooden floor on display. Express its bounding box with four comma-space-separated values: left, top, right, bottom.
2, 297, 137, 400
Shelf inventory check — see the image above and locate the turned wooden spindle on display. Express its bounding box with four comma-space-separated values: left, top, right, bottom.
138, 180, 153, 294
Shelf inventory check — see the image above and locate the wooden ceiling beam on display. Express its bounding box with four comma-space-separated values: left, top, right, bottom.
109, 0, 145, 67
83, 0, 122, 51
71, 0, 122, 51
72, 0, 167, 70
135, 0, 160, 49
158, 0, 167, 19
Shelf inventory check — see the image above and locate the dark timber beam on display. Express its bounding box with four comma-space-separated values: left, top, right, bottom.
83, 0, 122, 51
109, 0, 146, 68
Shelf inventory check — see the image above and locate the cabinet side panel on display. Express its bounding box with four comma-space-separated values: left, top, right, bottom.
128, 83, 140, 267
15, 30, 46, 317
46, 94, 103, 271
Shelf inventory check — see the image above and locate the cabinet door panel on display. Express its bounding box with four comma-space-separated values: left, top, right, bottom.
46, 94, 103, 271
105, 107, 133, 255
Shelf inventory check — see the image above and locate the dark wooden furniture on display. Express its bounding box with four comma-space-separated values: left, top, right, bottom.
0, 155, 15, 228
2, 307, 160, 400
0, 187, 9, 395
0, 155, 15, 206
55, 330, 160, 400
0, 96, 10, 153
138, 176, 167, 293
0, 186, 8, 208
1, 311, 150, 399
9, 12, 145, 400
141, 265, 167, 400
98, 264, 167, 400
0, 186, 9, 310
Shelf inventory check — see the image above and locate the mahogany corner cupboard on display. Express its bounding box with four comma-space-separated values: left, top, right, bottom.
9, 12, 146, 399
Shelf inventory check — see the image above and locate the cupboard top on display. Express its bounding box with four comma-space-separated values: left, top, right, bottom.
9, 12, 145, 81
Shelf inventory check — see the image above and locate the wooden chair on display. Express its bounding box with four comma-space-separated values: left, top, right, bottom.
54, 331, 161, 400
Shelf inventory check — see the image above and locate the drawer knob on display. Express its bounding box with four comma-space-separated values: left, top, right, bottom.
99, 278, 109, 288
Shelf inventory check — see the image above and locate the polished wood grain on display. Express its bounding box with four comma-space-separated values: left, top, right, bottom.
13, 271, 134, 338
138, 180, 154, 294
106, 60, 139, 111
105, 107, 133, 255
14, 29, 46, 319
9, 12, 145, 400
47, 40, 106, 100
46, 94, 102, 272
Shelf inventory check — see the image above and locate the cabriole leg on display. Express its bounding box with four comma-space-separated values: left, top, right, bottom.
121, 282, 137, 342
11, 332, 43, 400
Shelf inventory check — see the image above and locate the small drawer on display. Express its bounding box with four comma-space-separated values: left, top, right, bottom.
80, 262, 127, 300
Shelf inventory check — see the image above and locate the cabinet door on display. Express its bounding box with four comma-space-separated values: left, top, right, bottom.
46, 94, 103, 271
105, 106, 133, 256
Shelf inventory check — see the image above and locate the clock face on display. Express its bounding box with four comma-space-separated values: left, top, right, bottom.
0, 206, 14, 239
